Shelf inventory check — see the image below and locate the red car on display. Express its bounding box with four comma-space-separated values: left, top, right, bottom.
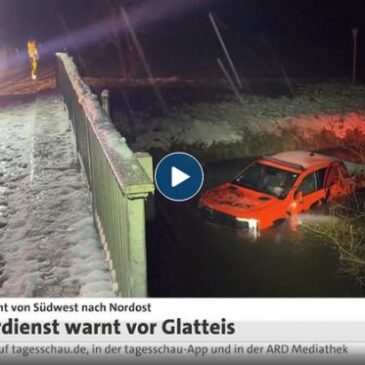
199, 151, 365, 235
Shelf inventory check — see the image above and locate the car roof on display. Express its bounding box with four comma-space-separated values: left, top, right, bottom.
265, 150, 336, 170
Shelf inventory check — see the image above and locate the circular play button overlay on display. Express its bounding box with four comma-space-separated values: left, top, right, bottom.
155, 152, 204, 202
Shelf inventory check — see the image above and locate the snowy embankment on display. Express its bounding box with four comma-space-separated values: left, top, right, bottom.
0, 93, 114, 297
116, 83, 365, 160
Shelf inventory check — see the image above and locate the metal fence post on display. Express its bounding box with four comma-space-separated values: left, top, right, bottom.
126, 195, 148, 297
136, 152, 155, 221
101, 89, 110, 116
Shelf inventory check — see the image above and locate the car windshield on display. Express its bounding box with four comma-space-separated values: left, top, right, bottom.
232, 162, 299, 199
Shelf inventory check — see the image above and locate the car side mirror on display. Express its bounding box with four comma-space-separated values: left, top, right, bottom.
294, 190, 303, 202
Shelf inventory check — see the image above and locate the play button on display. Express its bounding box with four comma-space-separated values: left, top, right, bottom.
155, 152, 204, 202
171, 166, 190, 187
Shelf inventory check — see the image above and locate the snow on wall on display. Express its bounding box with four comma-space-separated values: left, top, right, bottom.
56, 53, 153, 192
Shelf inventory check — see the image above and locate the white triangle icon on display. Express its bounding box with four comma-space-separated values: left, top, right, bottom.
171, 166, 190, 188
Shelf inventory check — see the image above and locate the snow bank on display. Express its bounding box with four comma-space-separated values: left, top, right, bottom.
114, 83, 365, 157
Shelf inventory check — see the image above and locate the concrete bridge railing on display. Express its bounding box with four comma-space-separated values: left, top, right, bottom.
56, 53, 154, 297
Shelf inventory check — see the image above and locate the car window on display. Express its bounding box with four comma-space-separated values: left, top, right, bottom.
325, 165, 339, 187
298, 168, 330, 195
316, 168, 327, 189
232, 162, 298, 199
298, 172, 317, 195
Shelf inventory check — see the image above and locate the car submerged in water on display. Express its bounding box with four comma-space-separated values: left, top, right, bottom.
199, 150, 365, 236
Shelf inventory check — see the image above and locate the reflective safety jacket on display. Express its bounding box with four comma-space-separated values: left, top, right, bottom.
27, 40, 39, 60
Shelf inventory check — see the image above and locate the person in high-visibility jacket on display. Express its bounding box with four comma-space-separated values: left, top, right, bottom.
27, 39, 39, 80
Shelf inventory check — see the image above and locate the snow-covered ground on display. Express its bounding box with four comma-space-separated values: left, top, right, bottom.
114, 83, 365, 155
0, 92, 114, 297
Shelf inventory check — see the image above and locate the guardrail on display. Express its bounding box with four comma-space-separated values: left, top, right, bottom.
56, 53, 154, 297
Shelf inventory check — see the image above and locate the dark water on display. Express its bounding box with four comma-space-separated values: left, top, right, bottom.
147, 158, 364, 297
105, 83, 365, 298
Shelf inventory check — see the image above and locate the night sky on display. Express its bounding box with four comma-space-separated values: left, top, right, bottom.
1, 0, 365, 78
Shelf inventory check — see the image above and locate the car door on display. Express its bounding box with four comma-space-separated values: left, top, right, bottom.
325, 162, 351, 200
295, 168, 327, 212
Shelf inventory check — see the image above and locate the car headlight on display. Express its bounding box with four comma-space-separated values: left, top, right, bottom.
236, 217, 260, 237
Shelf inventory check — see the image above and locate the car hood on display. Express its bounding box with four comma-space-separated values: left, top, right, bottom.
200, 183, 278, 216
